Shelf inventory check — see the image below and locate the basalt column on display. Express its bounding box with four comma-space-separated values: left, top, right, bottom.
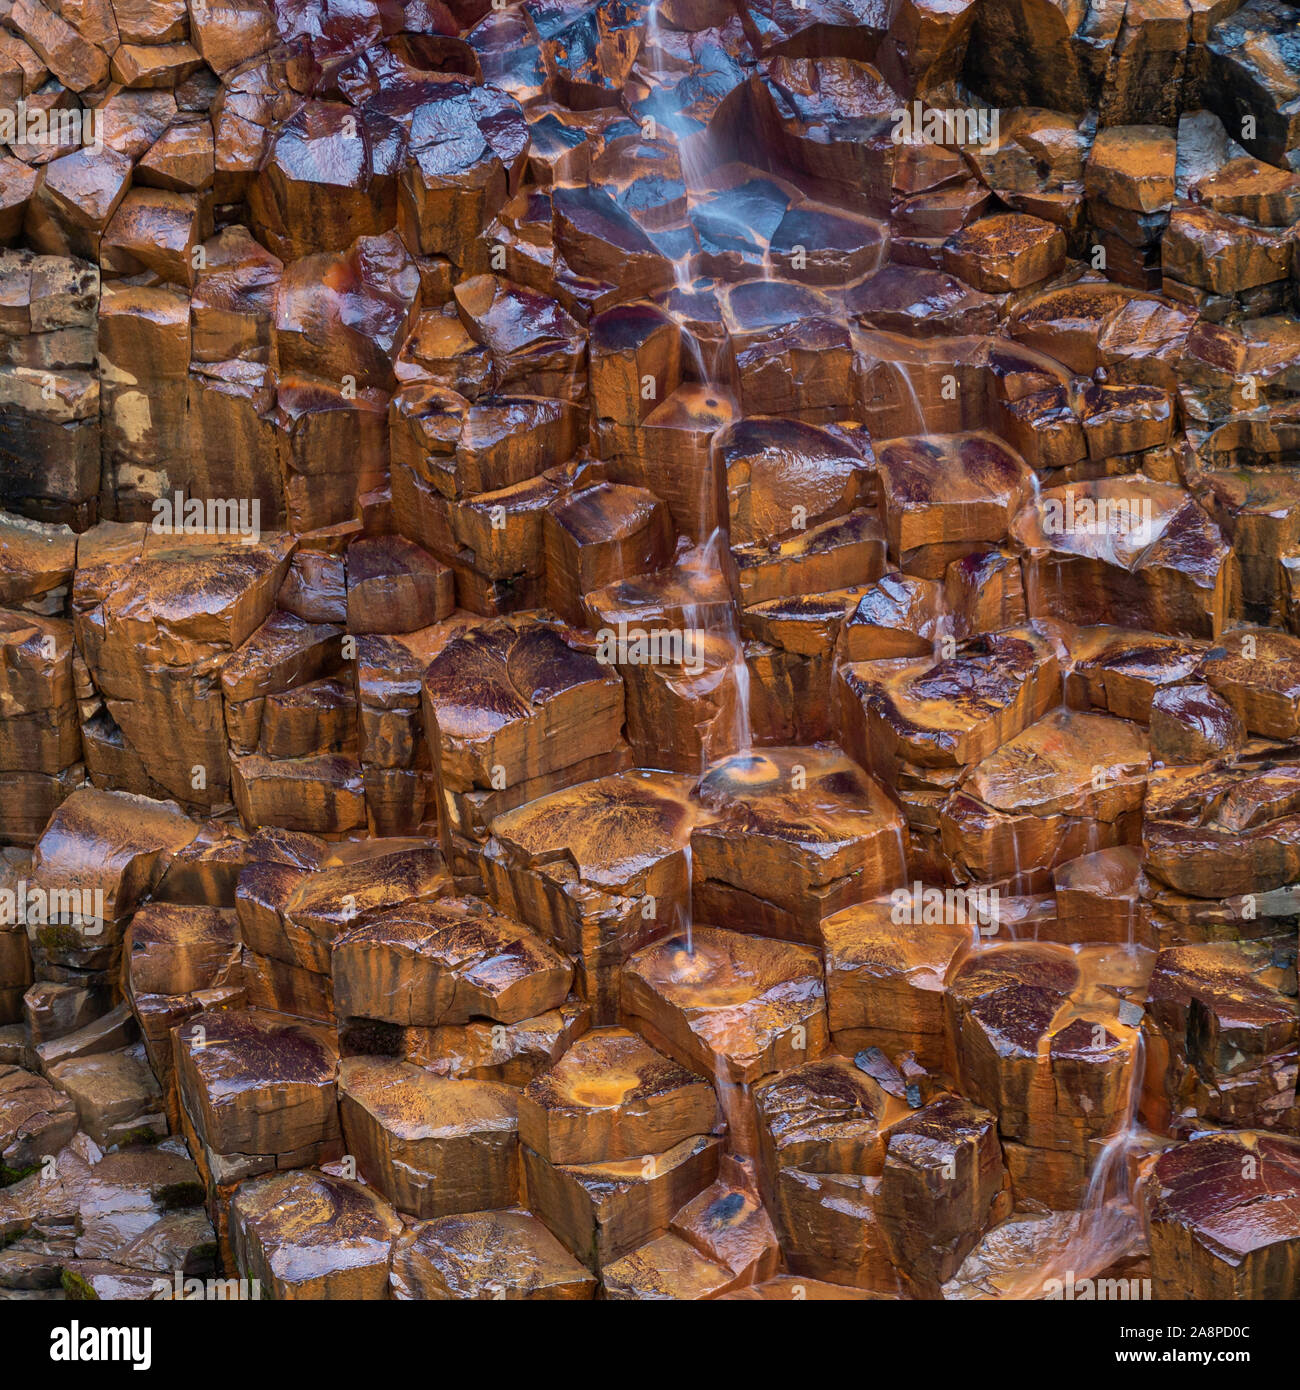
0, 0, 1297, 1308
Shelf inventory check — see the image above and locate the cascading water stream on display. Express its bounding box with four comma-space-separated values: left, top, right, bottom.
639, 0, 757, 994
641, 0, 715, 386
1031, 1029, 1153, 1297
975, 938, 1157, 1300
634, 5, 1174, 1279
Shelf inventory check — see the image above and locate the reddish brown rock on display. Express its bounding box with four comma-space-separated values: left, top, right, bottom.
1145, 1133, 1300, 1299
230, 1168, 400, 1299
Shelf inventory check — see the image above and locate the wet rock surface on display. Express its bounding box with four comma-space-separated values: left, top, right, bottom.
0, 0, 1298, 1307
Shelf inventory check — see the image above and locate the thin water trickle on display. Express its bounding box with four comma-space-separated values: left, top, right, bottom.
639, 9, 753, 774
681, 839, 694, 957
889, 820, 908, 887
1058, 1026, 1151, 1284
889, 358, 927, 436
1084, 1029, 1146, 1211
642, 0, 718, 385
931, 601, 956, 666
633, 12, 1157, 1287
711, 1058, 758, 1165
677, 540, 752, 764
993, 1000, 1153, 1299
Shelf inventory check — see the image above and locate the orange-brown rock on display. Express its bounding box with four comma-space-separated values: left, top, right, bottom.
522, 1132, 721, 1274
1051, 847, 1144, 946
4, 0, 1300, 1307
942, 214, 1066, 293
0, 1062, 78, 1183
333, 895, 571, 1029
1143, 751, 1300, 899
690, 747, 908, 944
345, 535, 454, 635
1149, 681, 1245, 765
518, 1026, 716, 1166
836, 627, 1062, 788
823, 896, 969, 1067
1012, 479, 1233, 639
248, 100, 403, 263
668, 1174, 780, 1293
342, 997, 591, 1089
945, 943, 1146, 1205
236, 840, 449, 995
454, 274, 586, 400
390, 1208, 597, 1300
1144, 1133, 1300, 1299
338, 1056, 518, 1219
1147, 941, 1298, 1132
47, 1043, 166, 1147
599, 1230, 736, 1300
940, 708, 1150, 887
622, 927, 828, 1087
874, 433, 1036, 578
482, 772, 693, 1023
1065, 627, 1209, 722
124, 901, 242, 1128
174, 1007, 339, 1159
877, 1094, 1007, 1297
423, 619, 624, 802
544, 483, 673, 626
74, 531, 292, 808
1197, 629, 1300, 740
28, 785, 198, 979
230, 1168, 400, 1299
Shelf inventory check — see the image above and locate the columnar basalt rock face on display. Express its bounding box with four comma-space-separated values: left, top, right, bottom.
0, 0, 1298, 1309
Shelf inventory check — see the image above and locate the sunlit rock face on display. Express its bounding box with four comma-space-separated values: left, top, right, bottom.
0, 0, 1298, 1307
